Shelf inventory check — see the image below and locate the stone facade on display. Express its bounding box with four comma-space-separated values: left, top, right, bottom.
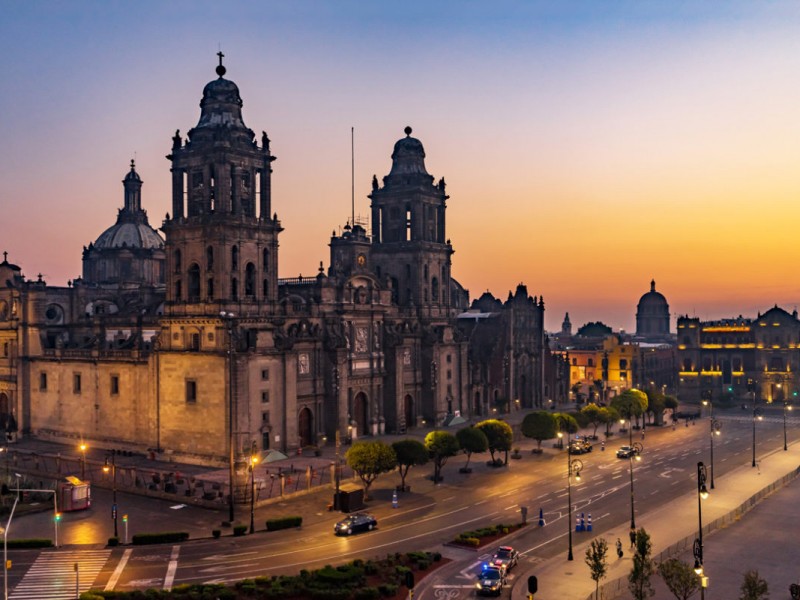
0, 58, 565, 465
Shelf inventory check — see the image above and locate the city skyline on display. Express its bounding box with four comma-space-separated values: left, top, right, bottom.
2, 1, 800, 332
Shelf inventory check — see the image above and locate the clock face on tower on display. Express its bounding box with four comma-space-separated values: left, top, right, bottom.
357, 253, 366, 267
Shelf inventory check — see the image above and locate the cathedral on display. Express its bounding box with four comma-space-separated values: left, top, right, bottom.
0, 57, 567, 465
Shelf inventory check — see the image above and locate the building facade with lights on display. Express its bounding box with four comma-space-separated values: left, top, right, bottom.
676, 305, 800, 403
0, 59, 567, 465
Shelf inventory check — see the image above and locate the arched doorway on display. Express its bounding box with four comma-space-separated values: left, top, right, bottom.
352, 392, 368, 438
0, 393, 8, 415
474, 391, 482, 416
403, 394, 414, 431
298, 407, 313, 447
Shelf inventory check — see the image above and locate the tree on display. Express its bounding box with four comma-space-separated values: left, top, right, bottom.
627, 528, 655, 600
455, 426, 488, 472
521, 411, 557, 452
424, 430, 459, 483
584, 537, 609, 600
657, 558, 701, 600
475, 419, 514, 465
739, 569, 769, 600
645, 390, 666, 425
553, 412, 579, 448
599, 406, 620, 437
581, 403, 603, 438
613, 389, 648, 428
571, 382, 583, 403
391, 439, 428, 492
664, 396, 679, 422
345, 440, 397, 500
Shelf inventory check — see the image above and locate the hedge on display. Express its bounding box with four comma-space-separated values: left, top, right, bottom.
131, 531, 190, 545
7, 538, 53, 549
266, 516, 303, 531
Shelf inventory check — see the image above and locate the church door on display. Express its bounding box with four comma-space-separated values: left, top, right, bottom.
298, 407, 313, 447
353, 392, 368, 438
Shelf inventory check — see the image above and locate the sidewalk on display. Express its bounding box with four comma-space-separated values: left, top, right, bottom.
509, 442, 800, 600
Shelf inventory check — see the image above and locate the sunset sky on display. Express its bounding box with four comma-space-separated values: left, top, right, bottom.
2, 1, 799, 332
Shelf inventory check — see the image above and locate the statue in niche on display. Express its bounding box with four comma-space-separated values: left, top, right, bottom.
372, 175, 379, 191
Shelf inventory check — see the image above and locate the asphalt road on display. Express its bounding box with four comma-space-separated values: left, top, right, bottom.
6, 407, 798, 599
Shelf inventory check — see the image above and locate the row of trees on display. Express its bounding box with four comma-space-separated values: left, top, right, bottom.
585, 528, 769, 600
343, 419, 514, 498
344, 390, 680, 499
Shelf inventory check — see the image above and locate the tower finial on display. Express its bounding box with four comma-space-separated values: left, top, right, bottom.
130, 158, 135, 170
404, 126, 412, 137
216, 51, 226, 77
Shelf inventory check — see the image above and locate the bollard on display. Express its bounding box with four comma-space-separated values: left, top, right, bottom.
392, 490, 398, 508
580, 512, 585, 531
601, 441, 605, 451
538, 507, 544, 526
576, 514, 581, 532
587, 513, 592, 532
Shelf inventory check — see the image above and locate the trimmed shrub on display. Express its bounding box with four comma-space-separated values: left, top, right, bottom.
212, 529, 221, 539
378, 584, 398, 597
233, 525, 248, 536
131, 532, 189, 545
7, 539, 53, 549
266, 516, 303, 531
107, 537, 119, 547
354, 587, 380, 600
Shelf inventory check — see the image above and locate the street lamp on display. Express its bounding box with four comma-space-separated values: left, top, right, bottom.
79, 442, 87, 480
220, 310, 236, 524
248, 443, 259, 534
102, 450, 118, 539
566, 455, 583, 562
752, 403, 763, 468
695, 461, 710, 599
702, 395, 721, 490
628, 441, 643, 531
783, 400, 792, 451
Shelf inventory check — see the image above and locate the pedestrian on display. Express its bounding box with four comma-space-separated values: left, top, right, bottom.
629, 529, 636, 549
616, 538, 623, 558
641, 428, 645, 440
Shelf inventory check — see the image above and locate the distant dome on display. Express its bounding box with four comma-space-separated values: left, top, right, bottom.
94, 221, 164, 250
636, 280, 670, 337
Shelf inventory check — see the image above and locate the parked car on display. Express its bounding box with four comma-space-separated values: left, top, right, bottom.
616, 445, 638, 459
491, 545, 519, 571
476, 565, 506, 596
333, 512, 378, 536
568, 440, 592, 454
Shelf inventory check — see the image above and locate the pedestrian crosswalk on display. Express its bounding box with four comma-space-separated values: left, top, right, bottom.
10, 549, 111, 599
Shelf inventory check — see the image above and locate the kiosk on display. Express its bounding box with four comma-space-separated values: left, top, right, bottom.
58, 475, 91, 511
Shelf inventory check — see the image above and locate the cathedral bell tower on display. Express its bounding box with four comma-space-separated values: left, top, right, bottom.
162, 54, 282, 318
369, 127, 454, 317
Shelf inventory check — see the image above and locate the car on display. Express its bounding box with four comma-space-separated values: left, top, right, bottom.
491, 545, 519, 571
475, 565, 506, 596
568, 440, 592, 454
333, 512, 378, 536
616, 445, 638, 459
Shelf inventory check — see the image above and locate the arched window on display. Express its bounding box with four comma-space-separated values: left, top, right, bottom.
231, 277, 238, 301
174, 249, 182, 273
188, 264, 201, 301
231, 246, 239, 270
423, 264, 429, 281
174, 279, 182, 300
431, 277, 439, 303
263, 279, 269, 298
245, 263, 256, 297
206, 246, 214, 270
262, 248, 269, 273
207, 278, 214, 299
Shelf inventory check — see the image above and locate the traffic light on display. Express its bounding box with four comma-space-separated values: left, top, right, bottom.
54, 513, 61, 522
123, 514, 128, 523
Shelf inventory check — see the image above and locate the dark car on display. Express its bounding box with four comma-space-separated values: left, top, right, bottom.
616, 445, 638, 459
491, 545, 519, 571
334, 512, 378, 536
476, 565, 506, 596
568, 440, 592, 454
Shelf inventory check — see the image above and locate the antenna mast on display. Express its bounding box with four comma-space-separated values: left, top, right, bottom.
351, 127, 355, 228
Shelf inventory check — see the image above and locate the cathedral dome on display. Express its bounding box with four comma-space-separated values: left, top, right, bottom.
637, 280, 668, 312
389, 126, 429, 176
636, 280, 670, 338
94, 221, 164, 251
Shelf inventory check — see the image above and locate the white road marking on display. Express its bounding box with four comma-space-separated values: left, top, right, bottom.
104, 548, 132, 590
